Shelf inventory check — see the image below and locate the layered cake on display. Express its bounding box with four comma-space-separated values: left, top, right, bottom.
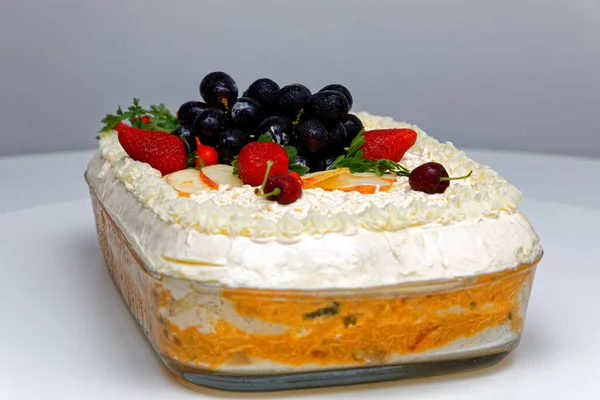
86, 72, 543, 391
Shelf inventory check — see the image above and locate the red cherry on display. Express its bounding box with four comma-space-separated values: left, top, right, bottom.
409, 162, 471, 194
263, 174, 303, 204
254, 160, 303, 204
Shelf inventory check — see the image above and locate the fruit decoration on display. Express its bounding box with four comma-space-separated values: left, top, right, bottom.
199, 71, 238, 111
256, 116, 293, 145
319, 84, 353, 109
255, 161, 303, 205
236, 142, 289, 186
277, 84, 311, 120
243, 78, 280, 114
408, 162, 472, 194
287, 171, 304, 185
194, 137, 218, 168
100, 72, 470, 197
230, 97, 262, 131
192, 109, 229, 146
177, 101, 209, 127
199, 164, 243, 189
115, 122, 186, 176
214, 129, 250, 165
308, 90, 349, 124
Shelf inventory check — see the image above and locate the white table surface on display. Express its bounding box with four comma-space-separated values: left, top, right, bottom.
1, 148, 599, 399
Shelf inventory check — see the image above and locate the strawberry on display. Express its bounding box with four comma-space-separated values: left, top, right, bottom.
361, 128, 417, 162
237, 142, 288, 186
116, 123, 187, 176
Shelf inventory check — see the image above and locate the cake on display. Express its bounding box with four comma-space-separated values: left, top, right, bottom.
86, 72, 543, 391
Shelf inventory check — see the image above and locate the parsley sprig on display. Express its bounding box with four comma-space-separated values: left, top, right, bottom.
328, 130, 411, 177
99, 98, 178, 135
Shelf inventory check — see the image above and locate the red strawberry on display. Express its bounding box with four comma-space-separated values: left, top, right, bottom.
361, 128, 417, 162
237, 142, 288, 186
116, 123, 187, 176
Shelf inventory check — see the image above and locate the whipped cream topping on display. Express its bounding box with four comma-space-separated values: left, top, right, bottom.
86, 112, 542, 289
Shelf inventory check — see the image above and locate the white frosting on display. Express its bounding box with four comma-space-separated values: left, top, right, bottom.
86, 113, 542, 289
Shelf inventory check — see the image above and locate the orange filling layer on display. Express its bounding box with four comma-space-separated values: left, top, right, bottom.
154, 264, 535, 369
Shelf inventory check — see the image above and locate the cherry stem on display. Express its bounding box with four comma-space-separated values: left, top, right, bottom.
195, 155, 206, 168
258, 188, 281, 198
258, 160, 274, 194
439, 170, 473, 181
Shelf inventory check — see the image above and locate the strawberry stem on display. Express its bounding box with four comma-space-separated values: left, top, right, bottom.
195, 155, 206, 168
440, 170, 473, 181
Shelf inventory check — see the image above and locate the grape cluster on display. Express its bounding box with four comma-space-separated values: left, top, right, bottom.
176, 71, 363, 171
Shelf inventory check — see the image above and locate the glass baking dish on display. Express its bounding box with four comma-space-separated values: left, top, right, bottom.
89, 187, 540, 392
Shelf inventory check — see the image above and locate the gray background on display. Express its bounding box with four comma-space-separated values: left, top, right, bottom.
1, 0, 599, 157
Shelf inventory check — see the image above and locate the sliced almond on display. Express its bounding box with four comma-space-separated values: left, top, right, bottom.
164, 169, 211, 197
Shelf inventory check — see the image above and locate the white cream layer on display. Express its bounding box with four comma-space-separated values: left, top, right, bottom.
87, 113, 542, 289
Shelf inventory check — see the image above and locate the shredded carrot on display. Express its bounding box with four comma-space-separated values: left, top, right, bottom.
154, 263, 536, 369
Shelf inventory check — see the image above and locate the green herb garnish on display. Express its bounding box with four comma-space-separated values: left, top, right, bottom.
99, 98, 178, 135
231, 156, 239, 176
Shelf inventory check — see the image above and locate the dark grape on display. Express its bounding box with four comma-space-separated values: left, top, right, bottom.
256, 116, 293, 145
319, 84, 353, 109
307, 154, 337, 172
327, 122, 347, 151
177, 101, 209, 127
294, 118, 328, 154
199, 71, 238, 111
173, 125, 198, 153
308, 90, 349, 124
215, 129, 250, 164
244, 78, 280, 108
277, 84, 311, 119
192, 109, 229, 146
342, 114, 363, 145
231, 97, 262, 131
295, 151, 309, 169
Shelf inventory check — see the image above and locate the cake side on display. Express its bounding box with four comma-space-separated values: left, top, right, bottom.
86, 112, 542, 289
